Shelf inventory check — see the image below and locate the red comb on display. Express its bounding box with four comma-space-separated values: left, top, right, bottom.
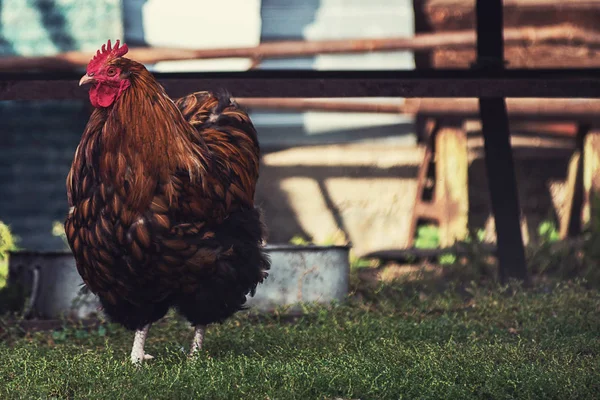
87, 39, 129, 72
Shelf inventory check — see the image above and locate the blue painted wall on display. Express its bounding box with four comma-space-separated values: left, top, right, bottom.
0, 0, 122, 250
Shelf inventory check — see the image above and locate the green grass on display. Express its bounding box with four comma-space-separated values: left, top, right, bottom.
0, 279, 599, 399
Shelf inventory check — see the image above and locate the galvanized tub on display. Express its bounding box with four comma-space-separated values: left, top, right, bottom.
8, 244, 351, 319
8, 250, 99, 319
247, 244, 351, 312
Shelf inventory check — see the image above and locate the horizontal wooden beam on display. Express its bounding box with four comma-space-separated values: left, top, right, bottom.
236, 98, 405, 113
465, 120, 578, 137
238, 98, 600, 124
422, 0, 600, 10
0, 24, 598, 72
413, 202, 441, 222
407, 98, 600, 121
1, 69, 600, 100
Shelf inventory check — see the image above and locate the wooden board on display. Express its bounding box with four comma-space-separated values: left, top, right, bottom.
415, 0, 600, 69
583, 130, 600, 228
435, 125, 469, 247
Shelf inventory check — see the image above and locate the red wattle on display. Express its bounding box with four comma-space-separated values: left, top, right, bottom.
89, 84, 118, 108
89, 80, 130, 108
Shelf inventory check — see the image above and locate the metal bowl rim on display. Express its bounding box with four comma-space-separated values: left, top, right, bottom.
264, 244, 352, 251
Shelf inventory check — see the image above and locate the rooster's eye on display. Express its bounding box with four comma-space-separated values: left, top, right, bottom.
107, 68, 117, 76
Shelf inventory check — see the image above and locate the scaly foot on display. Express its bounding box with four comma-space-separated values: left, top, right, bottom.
188, 325, 206, 358
130, 324, 153, 365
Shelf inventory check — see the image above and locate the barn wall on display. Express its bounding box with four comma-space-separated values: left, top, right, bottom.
416, 1, 600, 68
0, 0, 575, 254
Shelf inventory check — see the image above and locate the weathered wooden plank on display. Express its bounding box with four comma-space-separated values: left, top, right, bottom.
407, 120, 438, 248
582, 129, 600, 229
1, 70, 600, 100
423, 0, 600, 10
560, 152, 582, 239
408, 99, 600, 123
561, 127, 588, 238
240, 99, 600, 125
435, 125, 469, 247
2, 25, 599, 72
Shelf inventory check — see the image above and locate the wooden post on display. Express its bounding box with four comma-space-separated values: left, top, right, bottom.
559, 125, 587, 238
475, 0, 529, 284
435, 125, 469, 247
407, 119, 438, 248
583, 129, 600, 230
408, 120, 469, 249
560, 152, 582, 239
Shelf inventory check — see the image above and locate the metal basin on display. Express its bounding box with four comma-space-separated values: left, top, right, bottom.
8, 244, 350, 319
246, 244, 350, 312
8, 250, 98, 319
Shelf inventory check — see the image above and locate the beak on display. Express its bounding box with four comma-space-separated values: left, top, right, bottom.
79, 74, 95, 86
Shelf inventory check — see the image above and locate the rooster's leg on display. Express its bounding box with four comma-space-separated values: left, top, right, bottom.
130, 324, 154, 364
189, 325, 206, 357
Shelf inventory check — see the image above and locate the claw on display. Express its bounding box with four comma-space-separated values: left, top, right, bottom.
131, 353, 154, 364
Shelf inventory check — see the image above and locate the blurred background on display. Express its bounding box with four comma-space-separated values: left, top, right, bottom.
0, 0, 599, 259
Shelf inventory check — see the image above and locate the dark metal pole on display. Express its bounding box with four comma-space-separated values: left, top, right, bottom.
475, 0, 529, 283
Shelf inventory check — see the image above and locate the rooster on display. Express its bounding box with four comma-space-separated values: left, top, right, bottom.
65, 40, 270, 363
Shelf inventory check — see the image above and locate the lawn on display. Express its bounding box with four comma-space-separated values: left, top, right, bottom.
0, 275, 598, 400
